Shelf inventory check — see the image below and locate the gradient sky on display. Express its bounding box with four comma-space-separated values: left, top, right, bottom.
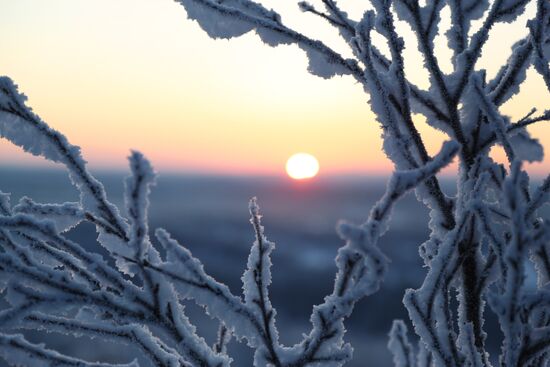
0, 0, 549, 177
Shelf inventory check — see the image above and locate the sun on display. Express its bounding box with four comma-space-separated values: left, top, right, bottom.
286, 153, 320, 180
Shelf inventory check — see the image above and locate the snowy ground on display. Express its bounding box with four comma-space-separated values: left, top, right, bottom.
1, 167, 539, 366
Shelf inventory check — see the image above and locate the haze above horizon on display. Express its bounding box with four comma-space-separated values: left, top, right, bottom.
0, 0, 549, 176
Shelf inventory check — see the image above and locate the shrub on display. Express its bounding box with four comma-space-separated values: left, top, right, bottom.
0, 0, 549, 366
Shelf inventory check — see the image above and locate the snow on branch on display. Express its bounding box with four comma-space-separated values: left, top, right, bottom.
0, 77, 131, 270
125, 151, 156, 262
12, 197, 84, 233
388, 320, 415, 367
174, 0, 361, 78
529, 0, 550, 91
471, 73, 516, 162
242, 198, 281, 365
0, 70, 460, 366
0, 333, 139, 367
282, 141, 457, 367
1, 0, 549, 365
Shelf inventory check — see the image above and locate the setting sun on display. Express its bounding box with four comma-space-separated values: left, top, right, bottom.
285, 153, 319, 180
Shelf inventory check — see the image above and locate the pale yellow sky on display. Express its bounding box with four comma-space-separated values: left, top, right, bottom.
0, 0, 548, 176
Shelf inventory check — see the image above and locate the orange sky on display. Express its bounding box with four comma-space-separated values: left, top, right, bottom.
0, 0, 548, 177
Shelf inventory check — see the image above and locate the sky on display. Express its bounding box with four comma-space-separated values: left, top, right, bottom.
0, 0, 549, 177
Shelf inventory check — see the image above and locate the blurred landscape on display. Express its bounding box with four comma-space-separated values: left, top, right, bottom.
0, 167, 545, 366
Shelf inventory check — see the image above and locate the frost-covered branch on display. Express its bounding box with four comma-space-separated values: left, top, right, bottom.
285, 141, 458, 366
174, 0, 363, 79
0, 333, 139, 367
176, 0, 459, 232
530, 0, 550, 91
388, 320, 415, 367
1, 0, 549, 365
0, 71, 462, 366
242, 198, 282, 365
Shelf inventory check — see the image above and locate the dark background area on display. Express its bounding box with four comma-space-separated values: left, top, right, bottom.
0, 167, 544, 366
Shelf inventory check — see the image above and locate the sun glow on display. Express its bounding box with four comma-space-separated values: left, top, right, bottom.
286, 153, 319, 180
